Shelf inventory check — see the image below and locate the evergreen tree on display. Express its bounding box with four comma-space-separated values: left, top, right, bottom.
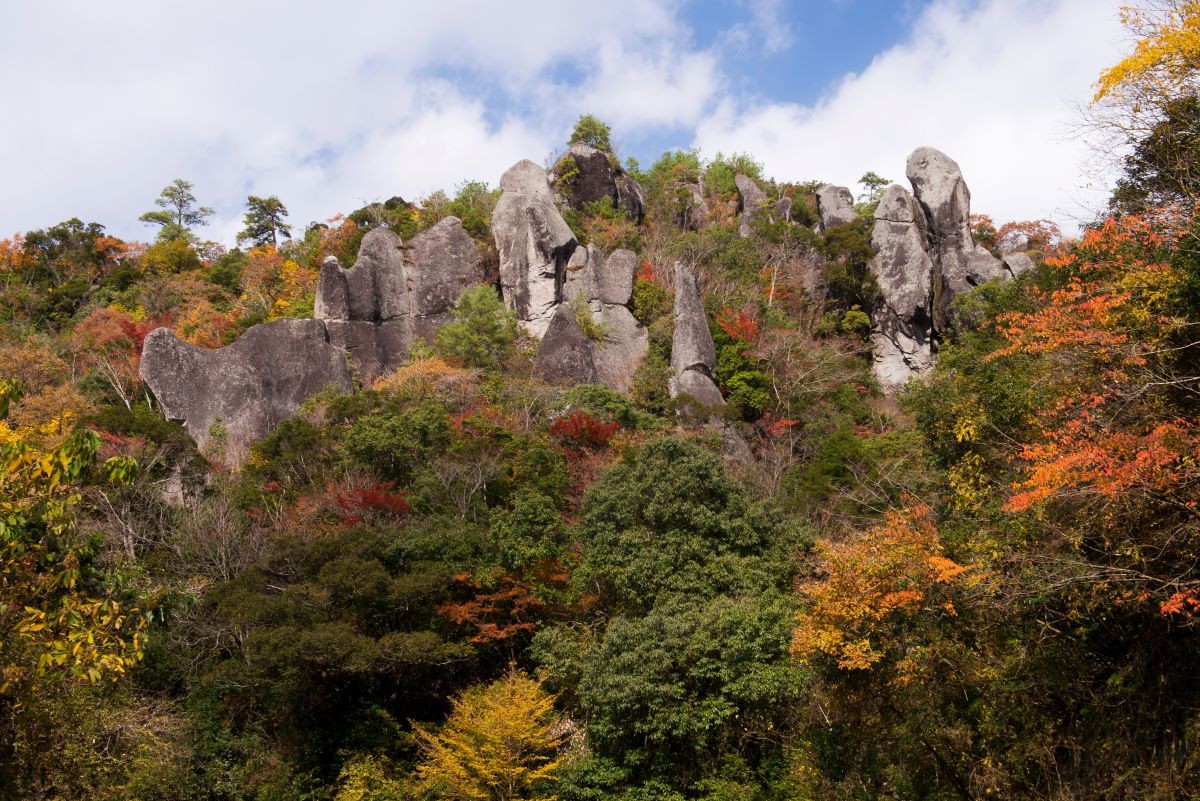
238, 194, 291, 247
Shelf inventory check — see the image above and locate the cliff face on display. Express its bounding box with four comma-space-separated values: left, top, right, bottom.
141, 144, 1013, 464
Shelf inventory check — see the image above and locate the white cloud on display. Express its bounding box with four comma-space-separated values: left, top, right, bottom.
0, 0, 700, 242
693, 0, 1128, 231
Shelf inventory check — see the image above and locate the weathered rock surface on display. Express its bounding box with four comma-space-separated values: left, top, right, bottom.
682, 182, 708, 230
549, 245, 647, 391
534, 304, 599, 386
906, 147, 1003, 314
774, 196, 793, 224
816, 184, 856, 231
735, 174, 768, 238
614, 172, 646, 223
315, 218, 486, 380
493, 160, 577, 338
1002, 251, 1035, 279
669, 262, 724, 408
870, 185, 935, 393
552, 144, 645, 222
140, 320, 352, 466
735, 173, 767, 213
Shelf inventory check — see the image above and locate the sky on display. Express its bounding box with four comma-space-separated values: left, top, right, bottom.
0, 0, 1128, 245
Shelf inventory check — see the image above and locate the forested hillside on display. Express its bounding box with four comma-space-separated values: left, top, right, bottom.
3, 4, 1200, 799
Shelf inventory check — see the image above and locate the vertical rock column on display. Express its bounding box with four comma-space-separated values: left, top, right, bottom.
492, 160, 578, 338
869, 185, 935, 393
668, 262, 725, 408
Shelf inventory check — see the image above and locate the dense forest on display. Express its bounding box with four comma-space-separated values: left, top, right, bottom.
4, 4, 1200, 799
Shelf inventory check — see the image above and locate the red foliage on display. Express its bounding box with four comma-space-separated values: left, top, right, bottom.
334, 480, 410, 526
716, 306, 760, 343
550, 412, 619, 448
637, 259, 656, 283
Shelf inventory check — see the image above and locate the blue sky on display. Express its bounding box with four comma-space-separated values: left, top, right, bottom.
0, 0, 1126, 243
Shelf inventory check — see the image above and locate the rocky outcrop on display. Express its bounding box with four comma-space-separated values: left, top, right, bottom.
866, 147, 1016, 392
535, 304, 599, 386
669, 262, 724, 409
906, 147, 1003, 322
492, 160, 578, 338
140, 320, 352, 466
315, 218, 486, 381
1002, 251, 1035, 279
816, 184, 856, 231
870, 186, 935, 393
551, 144, 645, 222
549, 245, 647, 391
682, 182, 708, 230
735, 173, 767, 212
735, 174, 768, 238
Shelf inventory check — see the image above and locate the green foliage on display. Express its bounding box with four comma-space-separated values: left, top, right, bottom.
535, 438, 806, 793
344, 402, 454, 483
139, 179, 213, 241
820, 216, 878, 312
238, 194, 291, 247
447, 180, 499, 240
630, 277, 671, 326
434, 284, 521, 370
704, 153, 764, 199
570, 295, 608, 342
568, 114, 614, 153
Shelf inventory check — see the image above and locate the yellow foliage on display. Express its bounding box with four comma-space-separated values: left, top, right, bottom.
792, 503, 976, 672
1095, 2, 1200, 103
413, 668, 567, 801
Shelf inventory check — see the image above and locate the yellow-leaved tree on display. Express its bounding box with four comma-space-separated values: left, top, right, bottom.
413, 668, 567, 801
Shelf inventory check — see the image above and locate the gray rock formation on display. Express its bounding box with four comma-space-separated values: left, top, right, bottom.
735, 173, 768, 238
534, 303, 599, 386
906, 147, 1004, 318
816, 184, 856, 231
551, 144, 645, 222
492, 160, 577, 338
140, 320, 352, 467
682, 182, 708, 230
614, 172, 646, 224
315, 218, 486, 381
1002, 251, 1035, 279
870, 185, 935, 393
735, 173, 767, 213
774, 196, 793, 224
553, 245, 647, 391
668, 262, 724, 409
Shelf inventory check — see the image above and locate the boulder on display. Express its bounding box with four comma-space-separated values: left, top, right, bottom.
492, 159, 578, 337
774, 196, 793, 224
870, 185, 936, 393
906, 147, 1003, 312
406, 216, 488, 340
534, 303, 598, 386
816, 184, 856, 231
553, 144, 617, 208
1002, 251, 1035, 279
668, 262, 724, 409
552, 144, 645, 223
682, 182, 708, 230
734, 173, 767, 213
615, 172, 646, 223
140, 320, 352, 467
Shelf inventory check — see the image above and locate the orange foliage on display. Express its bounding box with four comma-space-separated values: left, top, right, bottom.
987, 216, 1196, 514
792, 502, 975, 671
716, 306, 760, 343
438, 572, 545, 644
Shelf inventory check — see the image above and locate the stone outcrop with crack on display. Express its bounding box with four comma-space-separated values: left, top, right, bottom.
315, 217, 486, 382
140, 319, 352, 466
816, 184, 856, 231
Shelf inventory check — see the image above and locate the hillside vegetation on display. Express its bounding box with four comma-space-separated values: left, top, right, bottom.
4, 5, 1200, 799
